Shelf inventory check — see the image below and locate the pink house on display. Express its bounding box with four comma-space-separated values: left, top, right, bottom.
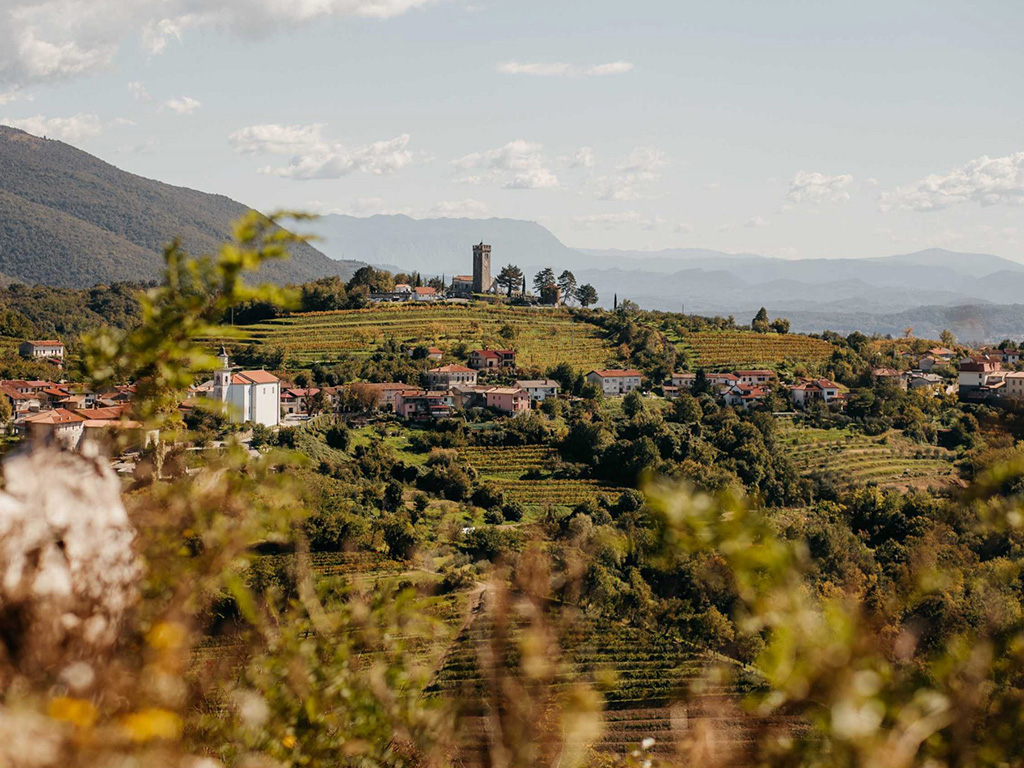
484, 387, 529, 415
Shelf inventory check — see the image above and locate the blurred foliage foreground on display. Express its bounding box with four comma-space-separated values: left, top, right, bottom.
1, 213, 1024, 768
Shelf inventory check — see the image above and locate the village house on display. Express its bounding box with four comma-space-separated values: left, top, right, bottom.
394, 283, 412, 294
451, 275, 474, 296
18, 408, 86, 447
907, 372, 945, 392
926, 347, 955, 362
0, 384, 40, 416
19, 340, 65, 361
425, 364, 478, 388
734, 370, 776, 386
484, 387, 530, 415
958, 359, 1001, 399
394, 390, 453, 420
209, 348, 281, 427
413, 286, 439, 302
706, 372, 740, 388
468, 349, 517, 370
514, 379, 560, 402
280, 387, 321, 417
872, 368, 908, 390
789, 378, 842, 408
361, 382, 419, 412
723, 383, 771, 411
670, 372, 697, 389
1006, 371, 1024, 400
587, 369, 643, 396
916, 356, 940, 372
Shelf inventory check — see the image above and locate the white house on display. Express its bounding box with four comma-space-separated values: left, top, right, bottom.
211, 348, 281, 427
587, 369, 642, 396
789, 378, 842, 408
19, 340, 65, 360
514, 379, 560, 402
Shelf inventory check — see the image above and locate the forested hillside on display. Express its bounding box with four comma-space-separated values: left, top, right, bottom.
0, 126, 367, 287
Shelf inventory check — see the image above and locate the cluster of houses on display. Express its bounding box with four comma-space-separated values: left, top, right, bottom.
1, 378, 156, 450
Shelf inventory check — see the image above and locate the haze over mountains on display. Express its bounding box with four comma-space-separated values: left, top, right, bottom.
308, 214, 1024, 342
0, 130, 1021, 342
0, 127, 366, 287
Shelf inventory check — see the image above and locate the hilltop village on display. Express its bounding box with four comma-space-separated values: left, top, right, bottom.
2, 243, 1021, 469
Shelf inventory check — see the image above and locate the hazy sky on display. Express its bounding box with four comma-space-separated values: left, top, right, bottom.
2, 0, 1024, 260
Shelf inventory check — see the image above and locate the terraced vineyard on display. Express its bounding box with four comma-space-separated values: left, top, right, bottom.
233, 304, 617, 370
430, 612, 776, 760
459, 445, 620, 509
676, 330, 832, 369
778, 418, 960, 489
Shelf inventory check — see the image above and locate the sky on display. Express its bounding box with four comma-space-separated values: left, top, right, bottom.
1, 0, 1024, 260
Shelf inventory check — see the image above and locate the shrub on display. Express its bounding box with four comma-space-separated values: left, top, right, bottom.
502, 500, 526, 522
472, 482, 505, 510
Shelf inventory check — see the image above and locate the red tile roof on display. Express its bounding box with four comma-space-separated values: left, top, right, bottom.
232, 370, 279, 385
24, 408, 86, 425
430, 364, 476, 373
590, 369, 642, 378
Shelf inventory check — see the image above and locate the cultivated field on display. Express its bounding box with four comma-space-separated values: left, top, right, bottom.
431, 610, 778, 760
672, 330, 833, 369
777, 417, 959, 490
234, 304, 618, 371
458, 445, 620, 510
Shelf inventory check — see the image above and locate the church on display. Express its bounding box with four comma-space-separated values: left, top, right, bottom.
210, 348, 281, 427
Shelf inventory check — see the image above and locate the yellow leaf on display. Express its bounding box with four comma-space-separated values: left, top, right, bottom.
120, 708, 183, 742
48, 696, 98, 728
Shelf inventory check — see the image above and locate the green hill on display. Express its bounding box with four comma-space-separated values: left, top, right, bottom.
0, 126, 367, 287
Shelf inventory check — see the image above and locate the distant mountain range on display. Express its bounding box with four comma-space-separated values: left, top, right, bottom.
1, 131, 1021, 343
0, 126, 367, 287
307, 214, 1024, 341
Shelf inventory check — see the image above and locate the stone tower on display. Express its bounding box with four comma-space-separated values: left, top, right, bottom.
472, 242, 492, 293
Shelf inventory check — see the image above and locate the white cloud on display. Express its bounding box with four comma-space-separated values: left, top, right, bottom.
571, 146, 595, 168
572, 211, 665, 230
0, 86, 31, 106
674, 222, 694, 234
161, 95, 201, 114
745, 215, 770, 228
230, 123, 417, 179
127, 80, 150, 101
880, 151, 1024, 212
786, 170, 854, 206
594, 145, 668, 200
496, 60, 633, 78
0, 0, 440, 88
453, 140, 559, 189
0, 112, 104, 143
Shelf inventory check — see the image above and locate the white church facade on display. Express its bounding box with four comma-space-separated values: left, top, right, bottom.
211, 348, 281, 427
